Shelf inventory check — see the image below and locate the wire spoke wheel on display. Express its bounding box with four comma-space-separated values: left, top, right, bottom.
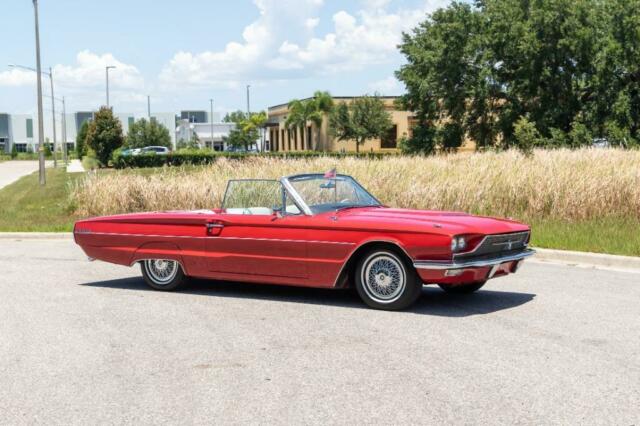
361, 253, 406, 304
144, 259, 179, 286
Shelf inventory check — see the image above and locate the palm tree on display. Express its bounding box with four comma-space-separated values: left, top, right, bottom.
285, 92, 335, 152
310, 91, 334, 151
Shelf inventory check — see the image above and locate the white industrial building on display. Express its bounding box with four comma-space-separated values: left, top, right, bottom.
1, 111, 179, 153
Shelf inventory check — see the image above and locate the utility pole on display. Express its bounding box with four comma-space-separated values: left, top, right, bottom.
147, 95, 151, 120
62, 96, 67, 165
210, 98, 214, 150
33, 0, 45, 185
106, 65, 116, 108
49, 66, 57, 168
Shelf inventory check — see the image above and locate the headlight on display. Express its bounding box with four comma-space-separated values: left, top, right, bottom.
457, 236, 466, 251
451, 236, 467, 252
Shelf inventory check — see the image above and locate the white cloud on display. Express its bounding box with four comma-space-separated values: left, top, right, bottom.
0, 68, 37, 87
159, 0, 448, 88
54, 50, 144, 90
369, 76, 401, 94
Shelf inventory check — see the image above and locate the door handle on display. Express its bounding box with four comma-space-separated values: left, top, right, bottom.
206, 222, 225, 236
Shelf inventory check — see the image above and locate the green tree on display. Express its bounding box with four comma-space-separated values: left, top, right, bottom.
223, 110, 248, 124
75, 120, 89, 158
10, 143, 17, 159
85, 106, 124, 167
125, 118, 172, 149
397, 0, 640, 151
329, 95, 393, 153
223, 112, 265, 151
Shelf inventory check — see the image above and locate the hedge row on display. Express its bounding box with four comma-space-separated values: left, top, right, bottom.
112, 150, 398, 169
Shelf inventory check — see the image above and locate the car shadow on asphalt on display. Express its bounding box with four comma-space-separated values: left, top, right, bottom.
80, 277, 535, 317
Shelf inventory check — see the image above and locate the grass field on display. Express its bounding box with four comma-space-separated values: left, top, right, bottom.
0, 168, 82, 232
1, 148, 639, 256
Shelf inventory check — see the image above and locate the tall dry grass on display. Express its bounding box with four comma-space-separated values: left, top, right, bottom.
71, 148, 640, 221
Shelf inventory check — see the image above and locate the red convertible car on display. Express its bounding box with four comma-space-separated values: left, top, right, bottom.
74, 173, 534, 310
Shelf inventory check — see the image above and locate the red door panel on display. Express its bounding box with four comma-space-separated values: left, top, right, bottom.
205, 214, 309, 279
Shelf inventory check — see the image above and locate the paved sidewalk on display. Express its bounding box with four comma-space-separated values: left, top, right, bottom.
66, 159, 85, 173
0, 161, 46, 190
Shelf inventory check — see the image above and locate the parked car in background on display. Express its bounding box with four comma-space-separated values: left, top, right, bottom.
74, 172, 535, 310
592, 138, 610, 148
140, 146, 170, 155
120, 148, 142, 156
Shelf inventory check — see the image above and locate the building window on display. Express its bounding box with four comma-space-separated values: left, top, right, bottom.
287, 129, 291, 151
381, 125, 397, 148
307, 126, 312, 151
15, 143, 27, 153
26, 119, 33, 138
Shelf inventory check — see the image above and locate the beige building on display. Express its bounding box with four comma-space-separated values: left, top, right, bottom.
266, 96, 415, 153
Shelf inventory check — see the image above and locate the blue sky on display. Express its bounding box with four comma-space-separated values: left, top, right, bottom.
0, 0, 451, 116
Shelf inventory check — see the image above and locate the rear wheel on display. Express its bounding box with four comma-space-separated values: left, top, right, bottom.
355, 249, 422, 310
438, 281, 486, 294
141, 259, 187, 291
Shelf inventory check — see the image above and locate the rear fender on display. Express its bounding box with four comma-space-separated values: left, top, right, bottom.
130, 242, 187, 274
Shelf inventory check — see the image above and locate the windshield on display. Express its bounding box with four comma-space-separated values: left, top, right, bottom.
286, 174, 381, 214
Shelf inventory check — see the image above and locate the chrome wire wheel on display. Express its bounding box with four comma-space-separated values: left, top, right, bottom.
361, 252, 406, 304
143, 259, 179, 286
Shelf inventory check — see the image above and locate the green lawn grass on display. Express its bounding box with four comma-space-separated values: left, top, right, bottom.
0, 167, 638, 256
0, 168, 83, 232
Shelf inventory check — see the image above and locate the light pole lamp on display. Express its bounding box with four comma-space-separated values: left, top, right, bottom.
8, 63, 59, 168
106, 65, 116, 108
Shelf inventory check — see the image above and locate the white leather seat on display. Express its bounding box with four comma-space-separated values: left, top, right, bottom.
285, 205, 301, 214
225, 207, 273, 215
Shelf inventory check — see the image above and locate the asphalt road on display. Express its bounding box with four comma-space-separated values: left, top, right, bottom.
1, 238, 638, 425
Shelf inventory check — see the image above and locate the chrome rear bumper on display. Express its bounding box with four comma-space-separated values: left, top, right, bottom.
413, 249, 536, 270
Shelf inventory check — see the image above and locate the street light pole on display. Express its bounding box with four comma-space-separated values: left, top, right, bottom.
105, 65, 116, 108
246, 85, 251, 116
210, 98, 214, 150
147, 95, 151, 120
49, 66, 57, 168
32, 0, 45, 185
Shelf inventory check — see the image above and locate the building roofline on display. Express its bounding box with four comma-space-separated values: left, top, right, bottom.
267, 95, 401, 111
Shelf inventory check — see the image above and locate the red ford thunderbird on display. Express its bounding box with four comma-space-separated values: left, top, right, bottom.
74, 173, 535, 310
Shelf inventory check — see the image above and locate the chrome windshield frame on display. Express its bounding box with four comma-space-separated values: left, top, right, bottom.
280, 173, 381, 216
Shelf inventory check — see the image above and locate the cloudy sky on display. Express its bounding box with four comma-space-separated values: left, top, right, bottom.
0, 0, 451, 116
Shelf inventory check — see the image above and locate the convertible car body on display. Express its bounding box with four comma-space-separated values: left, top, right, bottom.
74, 173, 534, 310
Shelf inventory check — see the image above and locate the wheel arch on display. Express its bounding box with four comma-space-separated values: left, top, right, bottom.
333, 239, 414, 288
129, 241, 187, 274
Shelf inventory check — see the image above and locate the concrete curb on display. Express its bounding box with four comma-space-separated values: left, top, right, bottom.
0, 232, 73, 239
531, 248, 640, 272
0, 233, 639, 271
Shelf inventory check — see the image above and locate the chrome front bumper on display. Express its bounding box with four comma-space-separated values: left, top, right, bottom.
413, 249, 536, 270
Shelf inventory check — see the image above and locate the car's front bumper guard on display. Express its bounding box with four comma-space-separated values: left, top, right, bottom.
413, 248, 536, 270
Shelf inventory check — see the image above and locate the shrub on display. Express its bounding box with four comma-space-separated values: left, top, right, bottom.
513, 116, 542, 156
112, 150, 398, 169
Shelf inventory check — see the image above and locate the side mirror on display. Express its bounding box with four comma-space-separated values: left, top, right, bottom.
272, 206, 284, 220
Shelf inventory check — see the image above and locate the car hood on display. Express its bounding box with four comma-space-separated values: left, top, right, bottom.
334, 207, 530, 236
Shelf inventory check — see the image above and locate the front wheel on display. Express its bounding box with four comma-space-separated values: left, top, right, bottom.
355, 249, 422, 310
141, 259, 188, 291
438, 281, 486, 294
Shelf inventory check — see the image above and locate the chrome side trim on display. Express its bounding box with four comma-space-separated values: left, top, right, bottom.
75, 231, 355, 245
414, 249, 536, 270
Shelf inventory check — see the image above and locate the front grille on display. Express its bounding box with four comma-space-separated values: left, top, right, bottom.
456, 231, 530, 260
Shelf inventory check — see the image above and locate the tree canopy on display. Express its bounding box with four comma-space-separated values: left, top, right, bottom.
397, 0, 640, 153
75, 120, 89, 158
85, 107, 124, 166
285, 91, 334, 151
329, 95, 393, 153
125, 118, 172, 149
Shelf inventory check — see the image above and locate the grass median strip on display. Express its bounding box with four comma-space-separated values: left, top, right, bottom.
0, 168, 83, 232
